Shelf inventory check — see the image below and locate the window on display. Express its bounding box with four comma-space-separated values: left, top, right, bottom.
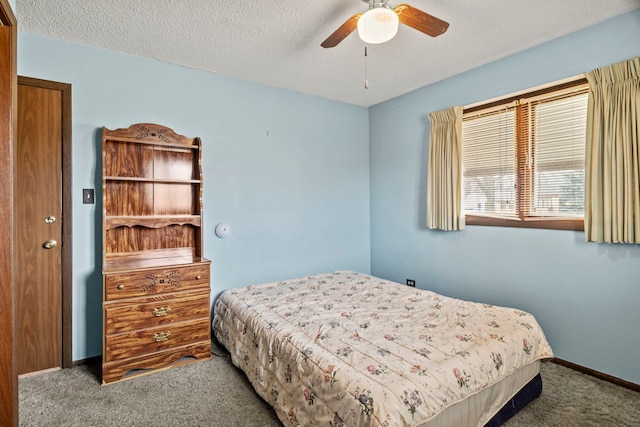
462, 78, 588, 230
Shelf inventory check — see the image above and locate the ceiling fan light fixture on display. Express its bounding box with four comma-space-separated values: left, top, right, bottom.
357, 5, 399, 44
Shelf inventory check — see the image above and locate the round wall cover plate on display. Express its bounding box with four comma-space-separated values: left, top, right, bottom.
215, 223, 231, 238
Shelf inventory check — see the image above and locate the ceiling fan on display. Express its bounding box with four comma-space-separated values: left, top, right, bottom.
321, 0, 449, 48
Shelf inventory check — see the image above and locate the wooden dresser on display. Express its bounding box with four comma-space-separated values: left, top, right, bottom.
101, 123, 211, 384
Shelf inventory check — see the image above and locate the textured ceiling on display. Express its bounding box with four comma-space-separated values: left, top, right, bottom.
16, 0, 640, 107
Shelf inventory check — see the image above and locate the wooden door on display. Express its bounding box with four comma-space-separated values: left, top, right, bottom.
16, 83, 63, 374
0, 0, 18, 424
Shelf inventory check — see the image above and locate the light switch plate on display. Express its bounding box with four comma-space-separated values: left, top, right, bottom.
83, 188, 95, 204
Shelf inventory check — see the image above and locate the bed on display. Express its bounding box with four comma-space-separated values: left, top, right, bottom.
212, 271, 553, 426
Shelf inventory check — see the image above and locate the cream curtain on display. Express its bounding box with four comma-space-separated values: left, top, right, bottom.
585, 56, 640, 243
427, 106, 465, 230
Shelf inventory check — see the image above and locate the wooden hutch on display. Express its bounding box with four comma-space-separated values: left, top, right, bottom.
101, 123, 211, 384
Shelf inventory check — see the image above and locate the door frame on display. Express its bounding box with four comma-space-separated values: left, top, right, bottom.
17, 76, 73, 369
0, 0, 17, 424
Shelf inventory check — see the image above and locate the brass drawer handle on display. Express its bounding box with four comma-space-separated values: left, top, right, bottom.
152, 306, 171, 317
153, 331, 171, 342
117, 284, 125, 290
196, 275, 202, 280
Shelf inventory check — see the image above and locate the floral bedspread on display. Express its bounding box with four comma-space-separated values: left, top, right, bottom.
213, 271, 553, 427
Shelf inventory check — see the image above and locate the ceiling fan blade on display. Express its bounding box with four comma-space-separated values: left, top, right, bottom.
394, 4, 449, 37
321, 13, 361, 48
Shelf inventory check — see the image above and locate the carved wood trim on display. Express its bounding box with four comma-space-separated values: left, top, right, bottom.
103, 123, 196, 146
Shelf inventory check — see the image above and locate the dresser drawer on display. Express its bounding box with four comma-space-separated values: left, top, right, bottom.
104, 263, 209, 300
104, 317, 210, 363
104, 290, 210, 334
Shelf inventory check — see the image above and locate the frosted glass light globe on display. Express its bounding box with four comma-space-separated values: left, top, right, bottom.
357, 6, 399, 44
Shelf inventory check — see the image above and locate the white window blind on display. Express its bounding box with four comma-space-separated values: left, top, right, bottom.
461, 80, 588, 226
530, 92, 588, 217
462, 109, 516, 217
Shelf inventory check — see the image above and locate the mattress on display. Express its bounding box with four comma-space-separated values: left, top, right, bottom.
213, 271, 553, 426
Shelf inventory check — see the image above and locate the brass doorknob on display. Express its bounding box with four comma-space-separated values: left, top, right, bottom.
43, 239, 57, 249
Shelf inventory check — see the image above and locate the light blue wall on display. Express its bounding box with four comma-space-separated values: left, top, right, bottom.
17, 33, 371, 360
370, 10, 640, 384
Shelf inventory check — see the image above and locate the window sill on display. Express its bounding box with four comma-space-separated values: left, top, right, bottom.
465, 215, 584, 231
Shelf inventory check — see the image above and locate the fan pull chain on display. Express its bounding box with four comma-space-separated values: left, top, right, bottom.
364, 45, 369, 90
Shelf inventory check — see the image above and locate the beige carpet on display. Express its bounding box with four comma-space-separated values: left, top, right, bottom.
19, 344, 640, 426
